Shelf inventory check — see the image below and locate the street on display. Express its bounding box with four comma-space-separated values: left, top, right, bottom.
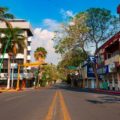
0, 84, 120, 120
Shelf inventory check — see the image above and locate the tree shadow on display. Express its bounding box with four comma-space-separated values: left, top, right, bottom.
50, 84, 120, 104
86, 95, 120, 104
50, 84, 120, 97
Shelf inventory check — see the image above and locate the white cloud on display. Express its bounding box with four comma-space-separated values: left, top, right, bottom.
43, 19, 62, 31
31, 28, 61, 65
60, 9, 74, 19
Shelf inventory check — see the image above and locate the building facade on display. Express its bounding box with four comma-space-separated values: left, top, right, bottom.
0, 19, 33, 86
96, 32, 120, 91
81, 57, 96, 89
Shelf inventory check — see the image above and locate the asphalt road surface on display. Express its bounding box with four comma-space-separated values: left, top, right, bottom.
0, 84, 120, 120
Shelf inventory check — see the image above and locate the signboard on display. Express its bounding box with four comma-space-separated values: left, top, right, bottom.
87, 65, 95, 77
87, 56, 96, 63
97, 65, 109, 75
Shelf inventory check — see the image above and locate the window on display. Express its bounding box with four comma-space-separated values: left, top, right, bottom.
27, 41, 31, 46
27, 51, 30, 55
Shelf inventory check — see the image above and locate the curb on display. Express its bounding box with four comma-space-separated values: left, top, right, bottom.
90, 89, 120, 95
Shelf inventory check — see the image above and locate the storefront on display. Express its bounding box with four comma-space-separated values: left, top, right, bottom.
86, 64, 96, 88
97, 65, 109, 89
98, 63, 120, 90
106, 63, 119, 90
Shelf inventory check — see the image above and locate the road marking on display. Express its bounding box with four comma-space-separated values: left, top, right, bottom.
45, 90, 71, 120
58, 90, 71, 120
45, 91, 58, 120
5, 95, 25, 102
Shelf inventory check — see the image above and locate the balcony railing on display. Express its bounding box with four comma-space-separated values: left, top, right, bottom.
105, 54, 120, 65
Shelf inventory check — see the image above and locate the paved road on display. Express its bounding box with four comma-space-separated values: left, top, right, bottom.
0, 84, 120, 120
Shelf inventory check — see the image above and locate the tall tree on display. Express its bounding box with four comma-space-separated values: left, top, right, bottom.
34, 47, 47, 62
85, 8, 117, 88
54, 12, 89, 57
0, 6, 14, 87
86, 8, 117, 51
0, 28, 26, 89
34, 47, 47, 87
54, 8, 118, 88
0, 7, 14, 28
58, 48, 87, 68
54, 13, 89, 87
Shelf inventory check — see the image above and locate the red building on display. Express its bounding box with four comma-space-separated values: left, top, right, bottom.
96, 32, 120, 91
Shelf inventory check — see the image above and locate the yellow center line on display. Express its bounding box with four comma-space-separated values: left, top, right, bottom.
45, 90, 71, 120
45, 91, 58, 120
58, 90, 71, 120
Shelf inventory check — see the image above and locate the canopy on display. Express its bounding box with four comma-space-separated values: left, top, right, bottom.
66, 66, 77, 70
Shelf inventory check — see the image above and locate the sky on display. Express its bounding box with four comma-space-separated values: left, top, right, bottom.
0, 0, 120, 64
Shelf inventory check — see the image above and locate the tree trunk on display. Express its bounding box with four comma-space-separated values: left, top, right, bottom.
7, 56, 11, 89
92, 63, 99, 88
11, 56, 14, 88
82, 78, 86, 88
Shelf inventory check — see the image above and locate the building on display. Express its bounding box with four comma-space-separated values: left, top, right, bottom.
81, 56, 96, 88
0, 19, 33, 87
96, 32, 120, 91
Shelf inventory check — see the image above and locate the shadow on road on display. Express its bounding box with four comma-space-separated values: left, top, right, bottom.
86, 95, 120, 104
50, 84, 120, 95
50, 83, 120, 104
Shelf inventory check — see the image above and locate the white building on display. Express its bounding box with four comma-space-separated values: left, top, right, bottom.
0, 19, 33, 83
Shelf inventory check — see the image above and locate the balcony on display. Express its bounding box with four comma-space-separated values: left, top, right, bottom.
105, 54, 120, 65
16, 54, 24, 59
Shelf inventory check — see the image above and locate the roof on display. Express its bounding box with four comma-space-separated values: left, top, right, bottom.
0, 19, 33, 36
96, 31, 120, 54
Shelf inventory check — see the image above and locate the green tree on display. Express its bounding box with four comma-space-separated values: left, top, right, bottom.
54, 12, 89, 57
0, 6, 14, 73
34, 47, 47, 87
54, 8, 118, 88
43, 64, 60, 84
58, 48, 86, 68
34, 47, 47, 61
0, 7, 14, 28
0, 28, 26, 89
85, 8, 117, 88
54, 13, 89, 86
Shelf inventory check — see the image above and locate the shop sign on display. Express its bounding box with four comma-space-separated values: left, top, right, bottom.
97, 65, 109, 74
87, 65, 95, 77
87, 56, 96, 63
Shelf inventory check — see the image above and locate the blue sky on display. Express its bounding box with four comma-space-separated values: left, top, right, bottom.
0, 0, 120, 28
0, 0, 120, 64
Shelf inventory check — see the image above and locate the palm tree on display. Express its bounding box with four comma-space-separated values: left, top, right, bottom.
0, 7, 14, 28
34, 47, 47, 87
0, 6, 14, 81
34, 47, 47, 62
0, 28, 26, 89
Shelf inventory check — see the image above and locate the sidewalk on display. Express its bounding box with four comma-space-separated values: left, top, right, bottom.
88, 88, 120, 95
0, 88, 18, 93
0, 86, 52, 93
